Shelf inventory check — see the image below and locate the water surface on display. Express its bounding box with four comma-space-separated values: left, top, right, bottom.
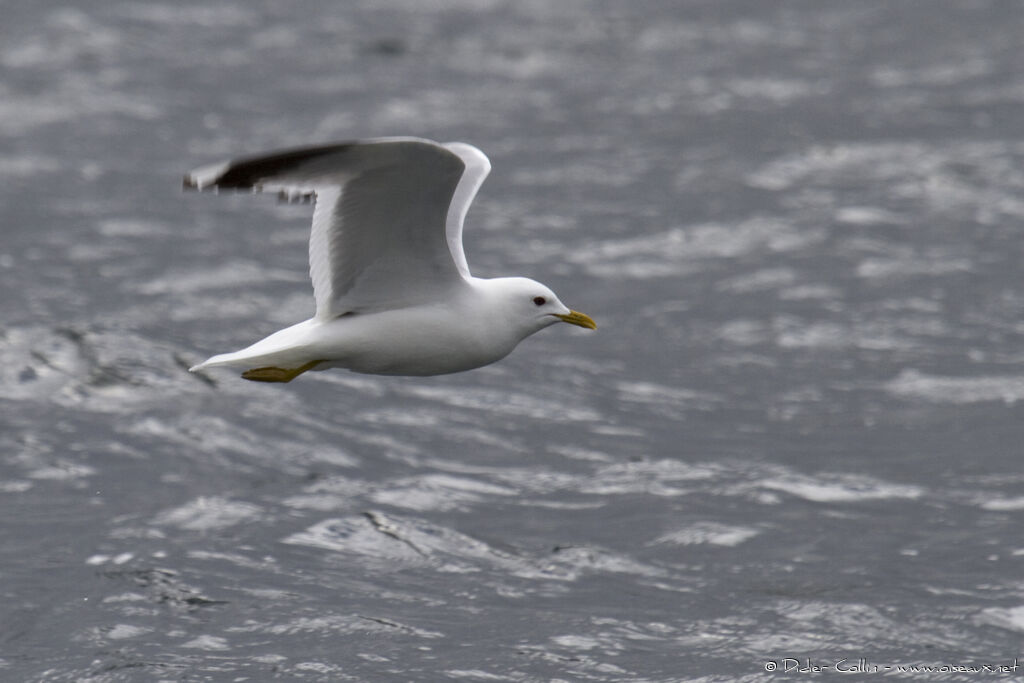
3, 1, 1024, 680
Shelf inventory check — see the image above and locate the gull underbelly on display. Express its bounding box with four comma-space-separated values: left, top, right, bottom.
193, 299, 516, 377
315, 305, 515, 376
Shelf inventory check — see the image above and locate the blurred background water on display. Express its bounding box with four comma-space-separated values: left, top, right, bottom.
3, 1, 1024, 680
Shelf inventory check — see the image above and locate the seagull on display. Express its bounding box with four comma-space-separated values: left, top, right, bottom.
184, 137, 596, 383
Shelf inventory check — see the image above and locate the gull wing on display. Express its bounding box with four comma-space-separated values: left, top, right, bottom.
441, 141, 490, 278
184, 137, 488, 318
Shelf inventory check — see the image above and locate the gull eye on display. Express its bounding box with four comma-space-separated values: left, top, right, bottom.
533, 296, 546, 306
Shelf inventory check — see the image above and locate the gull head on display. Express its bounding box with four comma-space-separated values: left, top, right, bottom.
477, 277, 597, 340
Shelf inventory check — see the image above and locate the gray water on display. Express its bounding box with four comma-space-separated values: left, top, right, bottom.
3, 1, 1024, 681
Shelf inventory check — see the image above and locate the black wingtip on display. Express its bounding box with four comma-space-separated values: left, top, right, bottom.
276, 189, 316, 204
210, 144, 354, 191
182, 138, 460, 195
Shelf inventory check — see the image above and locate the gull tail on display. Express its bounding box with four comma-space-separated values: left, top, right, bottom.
188, 319, 324, 377
188, 352, 241, 373
189, 350, 322, 383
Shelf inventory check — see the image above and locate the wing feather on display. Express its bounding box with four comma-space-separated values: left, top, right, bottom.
442, 142, 491, 278
184, 137, 480, 318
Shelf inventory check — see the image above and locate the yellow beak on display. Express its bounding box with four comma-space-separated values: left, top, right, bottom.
556, 310, 597, 330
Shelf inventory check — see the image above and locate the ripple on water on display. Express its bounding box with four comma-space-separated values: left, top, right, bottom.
370, 474, 518, 512
886, 369, 1024, 405
283, 511, 669, 586
180, 635, 230, 651
651, 522, 761, 548
975, 605, 1024, 633
401, 384, 602, 422
978, 497, 1024, 512
759, 472, 923, 504
578, 459, 722, 497
0, 326, 87, 401
567, 217, 827, 280
235, 613, 444, 640
152, 496, 264, 531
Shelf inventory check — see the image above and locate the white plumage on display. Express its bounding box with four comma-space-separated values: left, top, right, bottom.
184, 137, 595, 383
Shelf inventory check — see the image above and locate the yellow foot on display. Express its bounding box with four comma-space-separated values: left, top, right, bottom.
241, 360, 323, 383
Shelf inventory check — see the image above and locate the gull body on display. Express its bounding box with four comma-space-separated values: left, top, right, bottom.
197, 276, 574, 377
185, 138, 595, 382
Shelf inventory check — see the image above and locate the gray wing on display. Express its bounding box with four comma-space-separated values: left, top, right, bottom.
184, 137, 486, 318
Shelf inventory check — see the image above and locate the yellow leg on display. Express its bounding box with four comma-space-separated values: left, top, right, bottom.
241, 360, 323, 383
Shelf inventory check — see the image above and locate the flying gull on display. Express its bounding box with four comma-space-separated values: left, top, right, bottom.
184, 137, 596, 383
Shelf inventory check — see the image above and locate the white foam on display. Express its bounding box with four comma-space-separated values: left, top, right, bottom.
976, 605, 1024, 633
761, 473, 922, 503
886, 369, 1024, 405
152, 496, 262, 531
